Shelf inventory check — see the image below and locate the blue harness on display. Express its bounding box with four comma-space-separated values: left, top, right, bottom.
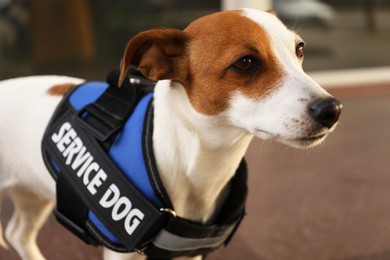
41, 70, 248, 258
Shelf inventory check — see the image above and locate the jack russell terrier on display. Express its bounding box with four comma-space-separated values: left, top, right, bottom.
0, 8, 342, 260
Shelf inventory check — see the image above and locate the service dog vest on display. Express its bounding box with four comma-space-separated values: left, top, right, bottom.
41, 70, 248, 258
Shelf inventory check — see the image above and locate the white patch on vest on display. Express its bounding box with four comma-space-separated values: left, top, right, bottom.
51, 122, 145, 236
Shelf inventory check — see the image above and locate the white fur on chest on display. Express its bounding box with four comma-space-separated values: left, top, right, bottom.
152, 80, 252, 223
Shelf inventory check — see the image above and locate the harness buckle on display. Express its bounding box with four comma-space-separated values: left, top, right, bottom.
75, 103, 122, 141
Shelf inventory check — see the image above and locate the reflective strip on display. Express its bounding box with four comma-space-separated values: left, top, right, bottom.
152, 226, 235, 252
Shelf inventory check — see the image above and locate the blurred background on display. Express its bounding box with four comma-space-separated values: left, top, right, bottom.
1, 0, 390, 259
0, 0, 389, 79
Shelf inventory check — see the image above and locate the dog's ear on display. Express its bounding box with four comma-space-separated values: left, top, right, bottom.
119, 28, 189, 86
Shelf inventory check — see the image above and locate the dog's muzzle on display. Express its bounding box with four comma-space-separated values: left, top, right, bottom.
308, 98, 343, 128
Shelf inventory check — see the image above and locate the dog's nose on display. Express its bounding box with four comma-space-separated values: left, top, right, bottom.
308, 98, 342, 128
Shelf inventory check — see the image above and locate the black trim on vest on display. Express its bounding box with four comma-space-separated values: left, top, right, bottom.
142, 101, 174, 209
141, 160, 247, 258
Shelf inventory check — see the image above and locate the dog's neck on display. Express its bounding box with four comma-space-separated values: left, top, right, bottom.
152, 80, 253, 223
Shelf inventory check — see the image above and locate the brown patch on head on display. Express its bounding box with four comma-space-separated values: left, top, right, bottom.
47, 83, 76, 96
183, 10, 283, 115
119, 10, 283, 115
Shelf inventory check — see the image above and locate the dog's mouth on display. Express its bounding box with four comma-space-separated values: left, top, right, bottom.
298, 133, 326, 142
292, 132, 328, 148
254, 128, 328, 148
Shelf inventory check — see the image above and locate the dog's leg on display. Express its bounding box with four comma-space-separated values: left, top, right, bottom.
103, 249, 146, 260
176, 257, 203, 260
0, 191, 9, 249
5, 187, 54, 260
103, 249, 203, 260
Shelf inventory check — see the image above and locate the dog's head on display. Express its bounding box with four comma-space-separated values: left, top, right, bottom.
119, 8, 342, 148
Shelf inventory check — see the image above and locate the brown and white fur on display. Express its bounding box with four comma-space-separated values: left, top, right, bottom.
0, 9, 342, 260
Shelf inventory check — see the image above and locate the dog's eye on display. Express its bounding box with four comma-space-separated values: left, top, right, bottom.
231, 56, 258, 73
296, 42, 305, 59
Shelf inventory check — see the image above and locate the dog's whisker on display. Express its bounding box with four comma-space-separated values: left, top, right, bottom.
280, 144, 293, 159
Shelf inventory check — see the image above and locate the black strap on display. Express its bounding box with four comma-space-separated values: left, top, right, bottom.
142, 160, 248, 258
75, 70, 149, 150
55, 170, 99, 246
142, 100, 174, 209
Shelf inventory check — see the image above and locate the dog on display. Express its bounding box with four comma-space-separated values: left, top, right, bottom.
0, 8, 342, 260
